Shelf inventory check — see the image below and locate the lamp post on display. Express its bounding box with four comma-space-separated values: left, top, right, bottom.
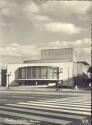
6, 72, 11, 89
54, 67, 63, 91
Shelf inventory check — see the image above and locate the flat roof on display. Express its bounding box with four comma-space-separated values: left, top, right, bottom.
24, 59, 74, 63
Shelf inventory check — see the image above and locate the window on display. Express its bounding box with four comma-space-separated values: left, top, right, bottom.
15, 66, 58, 80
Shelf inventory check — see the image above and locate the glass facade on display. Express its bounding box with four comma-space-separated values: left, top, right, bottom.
15, 66, 58, 80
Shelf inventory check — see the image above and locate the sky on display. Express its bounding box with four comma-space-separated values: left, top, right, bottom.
0, 0, 92, 68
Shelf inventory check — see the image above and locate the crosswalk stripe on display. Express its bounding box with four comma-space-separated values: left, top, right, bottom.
32, 102, 91, 106
44, 99, 90, 103
31, 98, 90, 102
0, 95, 91, 125
44, 96, 90, 101
35, 97, 91, 104
6, 103, 91, 116
45, 101, 91, 104
0, 106, 87, 121
28, 101, 91, 108
31, 103, 91, 109
32, 99, 90, 103
17, 102, 90, 111
0, 110, 73, 125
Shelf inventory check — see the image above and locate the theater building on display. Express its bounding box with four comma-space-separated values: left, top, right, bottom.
6, 48, 89, 87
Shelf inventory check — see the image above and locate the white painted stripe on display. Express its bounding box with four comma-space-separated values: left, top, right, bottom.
45, 100, 90, 104
53, 102, 91, 106
47, 99, 91, 103
0, 106, 86, 120
30, 99, 91, 104
18, 102, 91, 112
35, 98, 90, 103
43, 97, 90, 102
0, 110, 72, 125
38, 100, 44, 101
28, 101, 91, 109
32, 100, 91, 104
6, 104, 91, 115
29, 98, 91, 102
29, 97, 91, 102
33, 99, 90, 103
29, 100, 91, 105
44, 99, 91, 103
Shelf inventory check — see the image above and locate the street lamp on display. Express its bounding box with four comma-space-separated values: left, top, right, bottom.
54, 67, 63, 91
6, 72, 11, 89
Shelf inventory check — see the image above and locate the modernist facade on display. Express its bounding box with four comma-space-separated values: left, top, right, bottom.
5, 48, 89, 87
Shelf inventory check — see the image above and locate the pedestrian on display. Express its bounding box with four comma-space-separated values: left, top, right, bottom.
58, 80, 61, 91
61, 80, 63, 90
75, 84, 78, 90
58, 80, 63, 91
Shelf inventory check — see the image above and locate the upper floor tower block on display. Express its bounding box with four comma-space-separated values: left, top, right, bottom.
41, 48, 77, 62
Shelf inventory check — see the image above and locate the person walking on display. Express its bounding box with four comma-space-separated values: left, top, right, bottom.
58, 80, 63, 91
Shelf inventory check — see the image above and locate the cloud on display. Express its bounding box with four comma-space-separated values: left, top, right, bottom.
24, 2, 51, 23
0, 0, 26, 22
0, 38, 91, 64
1, 7, 11, 16
25, 3, 40, 14
44, 22, 82, 34
47, 38, 91, 48
35, 15, 51, 22
46, 41, 68, 49
43, 38, 91, 63
70, 38, 91, 48
0, 0, 91, 65
0, 38, 90, 58
0, 43, 40, 62
41, 1, 92, 25
0, 0, 7, 9
75, 47, 91, 63
60, 1, 91, 15
42, 1, 91, 15
82, 48, 91, 54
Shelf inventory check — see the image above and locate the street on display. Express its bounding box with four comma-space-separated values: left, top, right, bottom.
0, 87, 91, 125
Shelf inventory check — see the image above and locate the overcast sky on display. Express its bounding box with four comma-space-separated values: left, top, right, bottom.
0, 0, 91, 68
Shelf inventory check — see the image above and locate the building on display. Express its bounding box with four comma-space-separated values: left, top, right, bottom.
1, 69, 7, 86
40, 48, 77, 61
5, 48, 89, 87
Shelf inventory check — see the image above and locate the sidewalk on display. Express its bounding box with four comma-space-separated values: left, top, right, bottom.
0, 85, 89, 93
